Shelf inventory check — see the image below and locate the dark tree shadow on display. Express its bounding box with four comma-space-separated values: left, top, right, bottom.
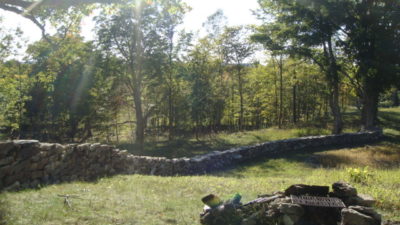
0, 199, 8, 225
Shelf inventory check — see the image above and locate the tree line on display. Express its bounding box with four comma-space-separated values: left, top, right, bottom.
0, 0, 399, 148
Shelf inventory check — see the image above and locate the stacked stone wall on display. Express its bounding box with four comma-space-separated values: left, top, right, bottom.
0, 131, 382, 190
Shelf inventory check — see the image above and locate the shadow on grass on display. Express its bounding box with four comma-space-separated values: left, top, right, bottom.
214, 108, 400, 177
118, 138, 239, 158
0, 199, 8, 225
212, 136, 400, 178
379, 109, 400, 131
116, 130, 295, 158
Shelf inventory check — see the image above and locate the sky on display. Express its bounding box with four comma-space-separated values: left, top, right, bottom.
0, 0, 261, 57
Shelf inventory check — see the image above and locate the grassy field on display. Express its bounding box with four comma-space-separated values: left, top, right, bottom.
0, 108, 399, 224
117, 127, 334, 158
118, 107, 363, 158
118, 126, 360, 158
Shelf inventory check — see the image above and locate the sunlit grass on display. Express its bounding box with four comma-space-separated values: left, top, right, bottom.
1, 107, 400, 224
1, 168, 399, 224
315, 144, 400, 168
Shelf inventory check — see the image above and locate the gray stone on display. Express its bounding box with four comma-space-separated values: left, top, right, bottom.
77, 143, 91, 151
284, 184, 329, 196
341, 208, 380, 225
348, 194, 376, 207
89, 143, 101, 150
19, 145, 40, 160
232, 154, 242, 160
31, 170, 44, 179
13, 140, 39, 146
269, 197, 292, 211
278, 203, 304, 225
39, 143, 55, 151
0, 164, 13, 179
30, 179, 40, 188
241, 212, 259, 225
333, 182, 357, 198
278, 203, 304, 215
0, 142, 15, 157
4, 181, 20, 191
283, 214, 297, 225
10, 159, 31, 173
31, 152, 42, 162
348, 206, 381, 222
0, 156, 14, 167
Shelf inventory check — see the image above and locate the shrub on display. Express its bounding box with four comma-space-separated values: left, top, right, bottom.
347, 167, 372, 184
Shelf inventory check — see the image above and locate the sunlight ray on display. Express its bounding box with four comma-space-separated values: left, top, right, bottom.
22, 0, 43, 16
71, 54, 96, 112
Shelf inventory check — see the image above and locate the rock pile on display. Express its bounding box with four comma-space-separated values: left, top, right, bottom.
200, 182, 388, 225
0, 130, 382, 191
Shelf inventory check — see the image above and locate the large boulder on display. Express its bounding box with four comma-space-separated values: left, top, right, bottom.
341, 206, 381, 225
278, 203, 304, 225
284, 184, 329, 196
332, 182, 357, 198
347, 194, 376, 207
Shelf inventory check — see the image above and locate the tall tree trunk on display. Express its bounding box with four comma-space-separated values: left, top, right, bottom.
133, 85, 145, 149
361, 89, 379, 130
230, 83, 235, 130
274, 65, 279, 125
237, 66, 244, 130
325, 38, 343, 134
278, 56, 283, 128
167, 27, 175, 140
115, 115, 119, 144
292, 70, 297, 124
132, 3, 145, 150
168, 78, 174, 140
330, 83, 343, 134
392, 88, 399, 107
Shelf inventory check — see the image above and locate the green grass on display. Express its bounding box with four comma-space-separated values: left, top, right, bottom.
119, 107, 363, 158
1, 169, 399, 224
1, 107, 400, 224
118, 127, 357, 158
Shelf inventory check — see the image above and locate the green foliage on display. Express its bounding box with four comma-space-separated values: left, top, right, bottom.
347, 167, 372, 184
21, 35, 116, 141
0, 0, 398, 142
254, 0, 400, 129
0, 61, 31, 136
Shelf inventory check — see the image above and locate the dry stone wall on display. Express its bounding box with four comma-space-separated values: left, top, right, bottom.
0, 131, 382, 191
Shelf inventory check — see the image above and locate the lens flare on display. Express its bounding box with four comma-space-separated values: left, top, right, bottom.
22, 0, 43, 16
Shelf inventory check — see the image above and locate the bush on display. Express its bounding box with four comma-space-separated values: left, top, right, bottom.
347, 167, 372, 184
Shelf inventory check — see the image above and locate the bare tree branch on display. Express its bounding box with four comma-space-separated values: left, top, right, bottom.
0, 0, 127, 43
0, 3, 54, 44
0, 0, 125, 10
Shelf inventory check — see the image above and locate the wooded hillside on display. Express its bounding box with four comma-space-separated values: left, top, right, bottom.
0, 0, 399, 149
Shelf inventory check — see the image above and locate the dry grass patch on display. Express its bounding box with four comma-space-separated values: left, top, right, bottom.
315, 143, 400, 168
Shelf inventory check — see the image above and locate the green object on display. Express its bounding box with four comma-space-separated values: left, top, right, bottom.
231, 193, 242, 204
202, 194, 223, 208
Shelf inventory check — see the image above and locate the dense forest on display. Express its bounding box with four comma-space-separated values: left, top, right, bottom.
0, 0, 399, 149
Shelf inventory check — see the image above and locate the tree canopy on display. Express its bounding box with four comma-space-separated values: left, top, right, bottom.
0, 0, 398, 144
